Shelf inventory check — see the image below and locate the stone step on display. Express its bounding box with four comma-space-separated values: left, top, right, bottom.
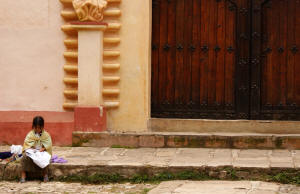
72, 131, 300, 149
2, 146, 300, 184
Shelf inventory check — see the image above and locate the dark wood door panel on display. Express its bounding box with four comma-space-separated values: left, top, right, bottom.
151, 0, 250, 119
255, 0, 300, 120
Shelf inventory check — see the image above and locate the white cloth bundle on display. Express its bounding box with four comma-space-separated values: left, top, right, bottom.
25, 148, 51, 168
10, 145, 23, 155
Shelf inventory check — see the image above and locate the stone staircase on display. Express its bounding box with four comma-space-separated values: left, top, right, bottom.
73, 118, 300, 149
3, 117, 300, 184
72, 131, 300, 149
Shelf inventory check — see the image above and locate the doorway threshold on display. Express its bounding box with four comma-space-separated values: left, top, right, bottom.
149, 118, 300, 134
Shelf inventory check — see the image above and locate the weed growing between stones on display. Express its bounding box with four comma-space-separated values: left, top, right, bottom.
56, 171, 212, 184
141, 188, 152, 194
268, 172, 300, 185
275, 138, 283, 148
110, 145, 136, 149
57, 173, 124, 184
224, 168, 238, 180
54, 169, 300, 186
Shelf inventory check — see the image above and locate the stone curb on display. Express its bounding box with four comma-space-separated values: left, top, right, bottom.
1, 162, 300, 184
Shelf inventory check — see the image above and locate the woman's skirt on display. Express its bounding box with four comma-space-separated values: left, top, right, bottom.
21, 155, 49, 174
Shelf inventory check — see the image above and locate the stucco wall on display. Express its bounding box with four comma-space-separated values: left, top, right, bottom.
0, 0, 65, 111
106, 0, 151, 132
0, 0, 151, 132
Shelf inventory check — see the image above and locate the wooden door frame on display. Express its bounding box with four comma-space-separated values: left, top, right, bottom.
233, 0, 252, 119
249, 0, 267, 120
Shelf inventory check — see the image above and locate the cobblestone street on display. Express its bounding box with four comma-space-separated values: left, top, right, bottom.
0, 181, 155, 194
0, 180, 300, 194
149, 181, 300, 194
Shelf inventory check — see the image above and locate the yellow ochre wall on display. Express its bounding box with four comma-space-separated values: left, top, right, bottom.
0, 0, 152, 132
107, 0, 151, 132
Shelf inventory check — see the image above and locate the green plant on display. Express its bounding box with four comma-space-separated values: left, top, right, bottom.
141, 188, 152, 194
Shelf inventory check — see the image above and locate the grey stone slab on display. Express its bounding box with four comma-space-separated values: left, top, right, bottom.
233, 159, 269, 168
103, 148, 126, 156
156, 148, 177, 157
248, 191, 277, 194
271, 150, 292, 157
269, 157, 294, 168
257, 182, 280, 191
107, 160, 144, 166
149, 180, 185, 194
238, 150, 269, 158
212, 149, 232, 157
169, 159, 207, 167
124, 148, 156, 157
150, 181, 300, 194
146, 158, 171, 167
208, 158, 232, 167
150, 181, 252, 194
177, 148, 212, 156
292, 159, 300, 168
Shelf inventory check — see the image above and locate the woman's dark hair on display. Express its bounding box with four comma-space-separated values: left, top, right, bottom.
32, 116, 44, 129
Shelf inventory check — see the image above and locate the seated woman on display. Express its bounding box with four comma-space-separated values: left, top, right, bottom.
20, 116, 52, 183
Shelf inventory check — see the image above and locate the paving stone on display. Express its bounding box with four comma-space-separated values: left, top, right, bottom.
209, 149, 232, 166
279, 184, 300, 194
232, 149, 240, 158
150, 181, 252, 194
145, 158, 171, 167
124, 148, 155, 157
248, 190, 277, 194
257, 182, 280, 191
212, 149, 232, 157
107, 158, 144, 166
208, 158, 232, 167
291, 150, 300, 159
237, 149, 269, 158
271, 150, 292, 157
169, 149, 213, 167
156, 148, 177, 157
177, 148, 212, 157
149, 181, 300, 194
102, 148, 126, 156
233, 158, 269, 168
148, 180, 184, 194
292, 158, 300, 168
269, 157, 294, 168
169, 157, 207, 167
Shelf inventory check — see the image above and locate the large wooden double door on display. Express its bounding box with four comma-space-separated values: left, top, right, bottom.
151, 0, 300, 120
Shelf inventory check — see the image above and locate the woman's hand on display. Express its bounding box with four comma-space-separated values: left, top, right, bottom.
39, 147, 46, 152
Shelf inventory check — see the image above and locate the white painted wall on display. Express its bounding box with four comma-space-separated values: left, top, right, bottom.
0, 0, 65, 111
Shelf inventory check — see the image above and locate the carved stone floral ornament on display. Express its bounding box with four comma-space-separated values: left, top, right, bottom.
72, 0, 107, 21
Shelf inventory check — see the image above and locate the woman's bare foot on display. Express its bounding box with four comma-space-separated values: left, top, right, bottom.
43, 174, 49, 183
20, 171, 26, 183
